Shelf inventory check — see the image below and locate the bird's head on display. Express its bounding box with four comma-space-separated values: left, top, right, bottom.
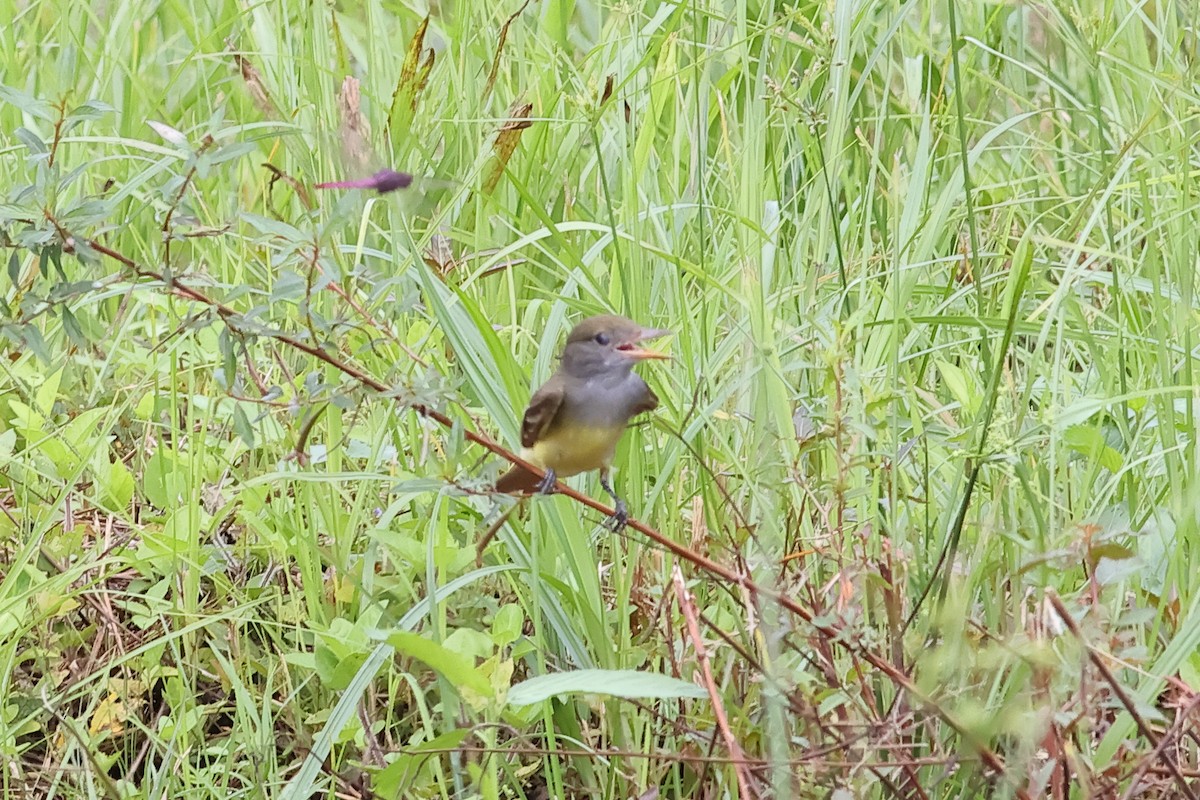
558, 315, 671, 377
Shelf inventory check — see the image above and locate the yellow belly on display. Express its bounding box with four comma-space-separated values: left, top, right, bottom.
524, 424, 624, 478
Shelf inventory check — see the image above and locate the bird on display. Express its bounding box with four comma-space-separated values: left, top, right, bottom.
494, 314, 670, 529
315, 168, 413, 194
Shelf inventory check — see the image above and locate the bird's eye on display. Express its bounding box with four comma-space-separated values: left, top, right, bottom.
594, 332, 610, 345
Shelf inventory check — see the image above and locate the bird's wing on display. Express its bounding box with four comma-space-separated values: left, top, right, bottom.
520, 377, 565, 447
629, 382, 659, 418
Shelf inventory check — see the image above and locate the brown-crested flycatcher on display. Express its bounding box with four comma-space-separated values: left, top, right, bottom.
494, 315, 669, 528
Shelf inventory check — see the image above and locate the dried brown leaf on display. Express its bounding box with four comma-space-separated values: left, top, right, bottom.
89, 693, 127, 736
337, 76, 373, 172
484, 0, 533, 101
481, 100, 533, 194
401, 17, 429, 92
600, 74, 615, 107
416, 47, 434, 98
423, 234, 457, 275
227, 39, 278, 117
389, 16, 435, 129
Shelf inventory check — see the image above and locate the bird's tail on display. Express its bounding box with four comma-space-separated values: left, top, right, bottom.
494, 464, 541, 494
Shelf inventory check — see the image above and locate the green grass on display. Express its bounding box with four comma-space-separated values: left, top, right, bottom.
2, 0, 1199, 797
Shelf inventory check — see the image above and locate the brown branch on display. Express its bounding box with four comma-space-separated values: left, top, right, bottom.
160, 135, 213, 266
673, 565, 757, 799
48, 99, 67, 168
285, 403, 329, 466
83, 233, 1026, 797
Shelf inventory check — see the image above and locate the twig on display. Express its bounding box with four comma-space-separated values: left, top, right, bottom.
394, 741, 979, 770
475, 501, 523, 566
1045, 590, 1197, 800
357, 699, 386, 768
39, 689, 124, 800
1119, 693, 1200, 800
160, 136, 214, 266
672, 565, 756, 799
284, 402, 329, 465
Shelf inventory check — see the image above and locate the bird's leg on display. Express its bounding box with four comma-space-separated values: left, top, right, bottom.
535, 467, 557, 495
599, 468, 628, 531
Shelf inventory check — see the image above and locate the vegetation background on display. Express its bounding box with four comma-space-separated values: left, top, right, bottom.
1, 0, 1198, 797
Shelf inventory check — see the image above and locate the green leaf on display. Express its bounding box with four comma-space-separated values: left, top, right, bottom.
387, 631, 492, 697
442, 627, 493, 661
371, 729, 470, 796
6, 251, 20, 285
61, 199, 114, 226
60, 306, 87, 349
1094, 556, 1144, 586
507, 669, 707, 706
0, 84, 56, 121
143, 449, 188, 509
20, 325, 50, 363
34, 367, 63, 416
147, 119, 190, 148
1063, 425, 1123, 472
66, 99, 114, 122
0, 203, 34, 222
934, 359, 979, 416
490, 604, 524, 647
314, 646, 366, 691
14, 127, 48, 156
241, 212, 307, 243
270, 270, 307, 303
1181, 653, 1200, 695
232, 403, 256, 448
1089, 541, 1135, 561
96, 457, 135, 512
208, 141, 258, 165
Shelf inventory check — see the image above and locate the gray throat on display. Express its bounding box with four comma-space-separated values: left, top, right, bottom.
557, 371, 651, 428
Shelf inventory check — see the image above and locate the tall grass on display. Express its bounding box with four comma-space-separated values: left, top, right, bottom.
1, 0, 1198, 797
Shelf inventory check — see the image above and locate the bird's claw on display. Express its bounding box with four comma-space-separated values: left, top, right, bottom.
535, 469, 557, 495
603, 500, 629, 532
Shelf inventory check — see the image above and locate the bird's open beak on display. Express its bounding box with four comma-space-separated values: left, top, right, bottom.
617, 327, 672, 360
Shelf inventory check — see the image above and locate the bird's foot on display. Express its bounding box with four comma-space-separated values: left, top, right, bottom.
603, 499, 629, 532
535, 468, 557, 495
